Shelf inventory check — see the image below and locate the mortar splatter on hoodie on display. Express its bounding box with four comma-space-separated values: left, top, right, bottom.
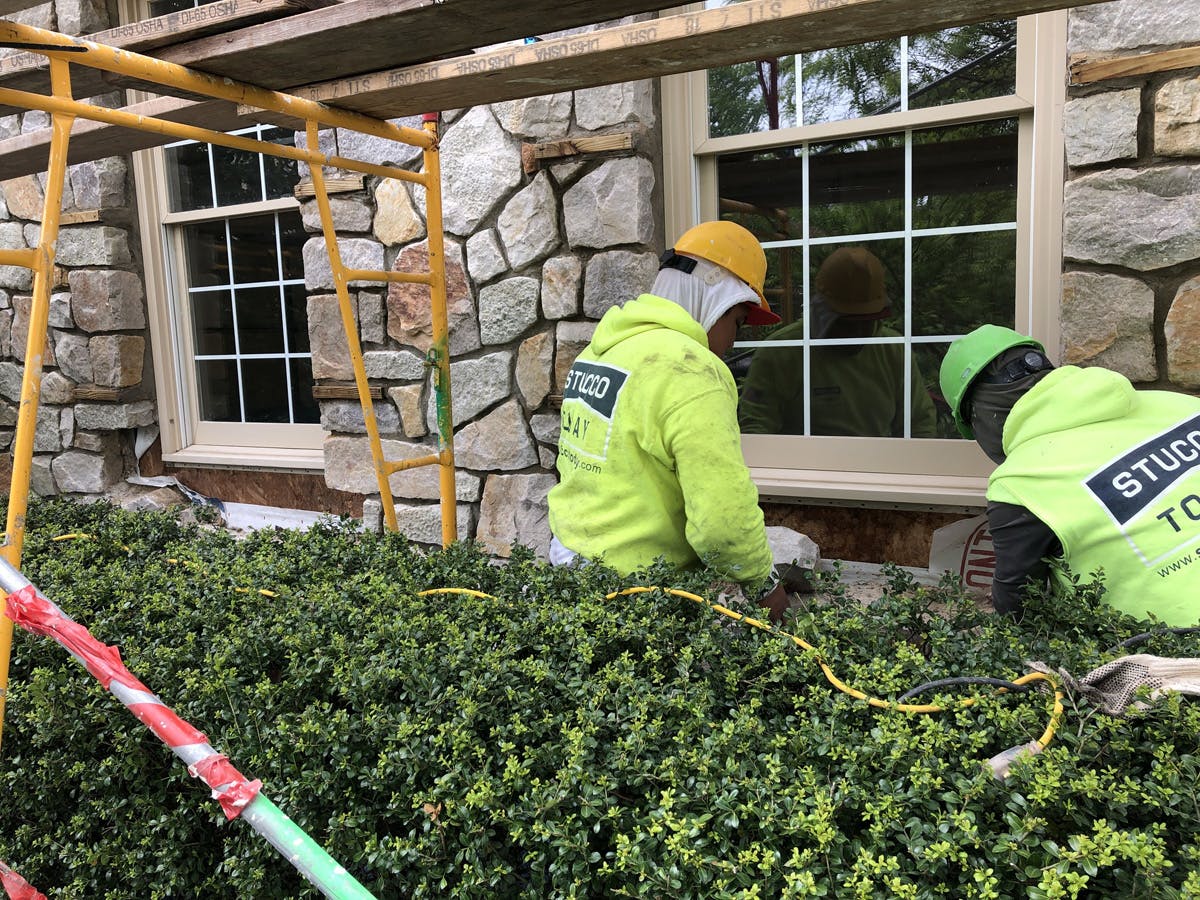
547, 293, 773, 586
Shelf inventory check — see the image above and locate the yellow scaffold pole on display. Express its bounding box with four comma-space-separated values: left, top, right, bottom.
0, 56, 75, 747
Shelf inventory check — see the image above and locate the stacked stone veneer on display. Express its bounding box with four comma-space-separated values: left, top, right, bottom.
1062, 0, 1200, 387
0, 0, 153, 499
311, 78, 660, 557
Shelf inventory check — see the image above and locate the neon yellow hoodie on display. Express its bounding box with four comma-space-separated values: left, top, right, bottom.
989, 365, 1200, 625
547, 294, 773, 586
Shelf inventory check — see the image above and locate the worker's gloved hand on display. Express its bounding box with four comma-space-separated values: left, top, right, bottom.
758, 582, 790, 624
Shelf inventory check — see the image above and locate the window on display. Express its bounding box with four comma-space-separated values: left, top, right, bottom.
662, 7, 1066, 506
125, 0, 326, 467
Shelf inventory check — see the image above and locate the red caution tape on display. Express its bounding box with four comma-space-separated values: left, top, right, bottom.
190, 755, 262, 820
127, 701, 207, 751
5, 586, 145, 691
6, 587, 209, 750
1, 863, 47, 900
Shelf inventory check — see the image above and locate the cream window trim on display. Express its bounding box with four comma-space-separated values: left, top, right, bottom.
162, 444, 326, 471
160, 195, 297, 226
661, 10, 1068, 509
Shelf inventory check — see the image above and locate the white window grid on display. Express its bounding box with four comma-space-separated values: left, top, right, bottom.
163, 123, 311, 427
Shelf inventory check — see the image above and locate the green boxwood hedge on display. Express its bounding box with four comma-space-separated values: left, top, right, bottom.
0, 497, 1198, 899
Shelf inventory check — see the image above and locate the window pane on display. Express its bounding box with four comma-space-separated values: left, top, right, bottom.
278, 213, 307, 280
708, 58, 798, 138
191, 289, 235, 355
197, 359, 240, 422
262, 128, 300, 200
284, 284, 310, 353
213, 144, 264, 207
149, 0, 197, 15
800, 40, 901, 125
290, 358, 320, 424
165, 142, 212, 212
911, 230, 1016, 337
913, 119, 1018, 229
812, 239, 906, 332
183, 220, 229, 288
241, 359, 289, 423
909, 22, 1017, 111
810, 135, 904, 237
236, 286, 285, 355
704, 11, 1016, 138
228, 214, 281, 284
914, 343, 964, 439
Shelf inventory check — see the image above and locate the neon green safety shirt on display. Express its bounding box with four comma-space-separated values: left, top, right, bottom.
989, 365, 1200, 625
547, 294, 774, 587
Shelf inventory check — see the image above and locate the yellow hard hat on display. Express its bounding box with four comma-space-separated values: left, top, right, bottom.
670, 221, 780, 325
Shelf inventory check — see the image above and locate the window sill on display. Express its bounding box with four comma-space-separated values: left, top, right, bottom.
161, 445, 326, 473
749, 465, 989, 511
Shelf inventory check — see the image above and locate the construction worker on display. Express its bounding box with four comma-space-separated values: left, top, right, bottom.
940, 324, 1200, 625
547, 220, 791, 620
739, 246, 939, 437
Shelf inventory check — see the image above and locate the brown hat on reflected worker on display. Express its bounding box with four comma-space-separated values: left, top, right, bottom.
814, 246, 891, 320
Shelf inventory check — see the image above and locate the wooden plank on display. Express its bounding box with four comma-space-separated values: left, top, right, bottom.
0, 0, 37, 16
1070, 45, 1200, 84
0, 95, 263, 177
0, 0, 1100, 177
0, 0, 320, 116
122, 0, 682, 90
291, 0, 1108, 120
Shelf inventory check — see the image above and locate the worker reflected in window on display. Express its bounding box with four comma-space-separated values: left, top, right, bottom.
738, 246, 938, 438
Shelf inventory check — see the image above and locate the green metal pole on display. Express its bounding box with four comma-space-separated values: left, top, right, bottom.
240, 795, 377, 900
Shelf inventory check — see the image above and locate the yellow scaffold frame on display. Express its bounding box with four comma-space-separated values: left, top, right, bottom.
0, 19, 459, 746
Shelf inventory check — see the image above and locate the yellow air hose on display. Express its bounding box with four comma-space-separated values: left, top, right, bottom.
421, 584, 1063, 757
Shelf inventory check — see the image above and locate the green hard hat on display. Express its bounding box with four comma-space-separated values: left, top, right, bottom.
940, 325, 1044, 439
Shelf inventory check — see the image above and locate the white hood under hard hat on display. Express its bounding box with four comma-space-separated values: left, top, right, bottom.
650, 254, 759, 333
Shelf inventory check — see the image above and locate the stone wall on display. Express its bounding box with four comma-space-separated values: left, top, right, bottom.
315, 75, 661, 558
0, 0, 153, 499
1062, 0, 1200, 387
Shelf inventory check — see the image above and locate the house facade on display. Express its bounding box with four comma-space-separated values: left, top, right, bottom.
1, 0, 1198, 567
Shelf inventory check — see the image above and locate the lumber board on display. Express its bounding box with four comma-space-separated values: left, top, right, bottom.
1070, 45, 1200, 84
291, 0, 1108, 119
119, 0, 682, 91
0, 94, 262, 175
0, 0, 322, 115
0, 0, 35, 17
0, 0, 1103, 178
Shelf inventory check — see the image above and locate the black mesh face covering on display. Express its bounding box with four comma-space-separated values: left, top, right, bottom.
967, 347, 1054, 463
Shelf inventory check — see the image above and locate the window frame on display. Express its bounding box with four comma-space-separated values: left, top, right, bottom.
661, 8, 1067, 508
123, 0, 324, 470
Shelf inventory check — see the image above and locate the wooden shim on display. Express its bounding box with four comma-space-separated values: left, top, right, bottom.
531, 133, 633, 160
1070, 45, 1200, 84
0, 0, 311, 117
59, 209, 100, 224
312, 383, 384, 401
293, 175, 366, 199
73, 385, 124, 401
522, 132, 634, 173
292, 0, 1109, 120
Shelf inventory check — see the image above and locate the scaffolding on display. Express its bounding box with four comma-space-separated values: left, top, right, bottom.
0, 19, 459, 745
